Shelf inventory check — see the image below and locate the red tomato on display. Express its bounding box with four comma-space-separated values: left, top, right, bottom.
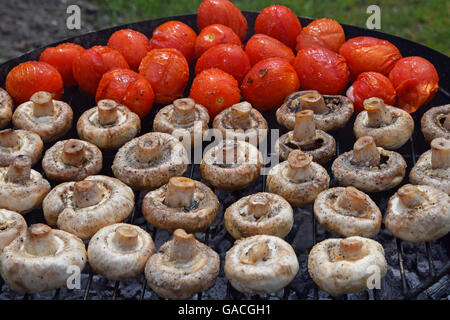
195, 24, 242, 58
389, 56, 439, 113
197, 0, 248, 42
6, 61, 63, 104
195, 44, 251, 84
190, 68, 240, 117
241, 58, 300, 111
139, 48, 190, 105
149, 21, 197, 64
245, 34, 295, 66
72, 46, 129, 97
339, 36, 402, 77
96, 69, 154, 117
295, 34, 332, 52
346, 72, 397, 113
293, 46, 349, 95
254, 5, 302, 50
301, 18, 345, 52
39, 43, 85, 87
107, 29, 150, 71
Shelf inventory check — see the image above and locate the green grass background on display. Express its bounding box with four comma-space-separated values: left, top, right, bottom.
96, 0, 450, 56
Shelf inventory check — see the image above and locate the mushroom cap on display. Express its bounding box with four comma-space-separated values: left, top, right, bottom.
0, 129, 43, 166
77, 103, 141, 150
0, 88, 13, 129
308, 236, 387, 296
224, 234, 299, 294
200, 140, 263, 190
112, 132, 189, 190
42, 175, 134, 240
314, 187, 382, 238
87, 223, 154, 281
385, 185, 450, 242
421, 104, 450, 143
224, 192, 294, 239
142, 179, 219, 233
0, 224, 87, 293
0, 209, 27, 253
276, 90, 354, 132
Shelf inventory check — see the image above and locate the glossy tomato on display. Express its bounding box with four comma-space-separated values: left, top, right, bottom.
241, 58, 300, 111
107, 29, 150, 71
295, 34, 332, 52
149, 21, 197, 64
245, 34, 295, 66
195, 24, 242, 58
346, 72, 397, 113
389, 56, 439, 113
195, 44, 251, 84
190, 68, 240, 117
293, 46, 349, 95
300, 18, 345, 52
6, 61, 63, 104
197, 0, 248, 42
254, 5, 302, 50
139, 48, 189, 105
39, 43, 85, 87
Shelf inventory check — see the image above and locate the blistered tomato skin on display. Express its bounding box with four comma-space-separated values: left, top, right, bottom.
6, 61, 64, 104
389, 56, 439, 113
107, 29, 150, 71
254, 5, 302, 50
241, 58, 300, 111
347, 72, 397, 113
295, 34, 332, 52
139, 48, 190, 105
245, 34, 295, 66
197, 0, 248, 42
339, 36, 402, 77
39, 43, 85, 87
293, 46, 349, 95
195, 24, 242, 58
195, 44, 251, 84
300, 18, 345, 52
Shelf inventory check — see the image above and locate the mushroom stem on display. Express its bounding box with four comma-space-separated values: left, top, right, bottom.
244, 242, 271, 264
136, 135, 164, 163
284, 150, 314, 182
113, 226, 138, 251
165, 177, 195, 208
300, 92, 328, 114
6, 155, 31, 183
0, 129, 18, 148
397, 184, 426, 209
293, 110, 316, 144
169, 229, 197, 262
230, 102, 252, 129
97, 100, 119, 126
364, 98, 392, 127
73, 180, 102, 208
248, 194, 269, 218
337, 187, 368, 212
431, 137, 450, 169
31, 91, 54, 117
352, 136, 380, 167
218, 141, 239, 165
336, 238, 366, 260
61, 140, 86, 166
24, 224, 58, 256
172, 98, 196, 125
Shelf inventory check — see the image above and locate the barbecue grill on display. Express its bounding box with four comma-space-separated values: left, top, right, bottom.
0, 12, 449, 301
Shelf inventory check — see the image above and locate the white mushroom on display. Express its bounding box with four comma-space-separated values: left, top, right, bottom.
0, 88, 13, 129
0, 128, 43, 166
0, 209, 27, 254
421, 104, 450, 143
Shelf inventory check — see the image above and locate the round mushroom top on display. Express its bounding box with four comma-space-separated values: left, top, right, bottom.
224, 234, 299, 295
0, 128, 43, 166
0, 209, 27, 253
308, 236, 387, 296
421, 104, 450, 143
12, 91, 73, 143
0, 88, 13, 129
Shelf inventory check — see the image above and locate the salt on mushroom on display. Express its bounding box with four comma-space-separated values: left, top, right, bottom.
42, 175, 134, 240
112, 132, 189, 190
12, 91, 73, 143
0, 223, 86, 293
354, 97, 414, 150
145, 229, 220, 300
0, 88, 13, 129
224, 234, 299, 294
77, 99, 141, 150
0, 128, 43, 166
421, 104, 450, 143
0, 209, 27, 253
332, 136, 406, 192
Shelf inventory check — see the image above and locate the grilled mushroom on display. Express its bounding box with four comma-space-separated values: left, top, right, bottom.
308, 236, 387, 296
42, 175, 134, 240
0, 129, 43, 166
224, 192, 294, 239
276, 90, 354, 132
385, 184, 450, 242
77, 99, 141, 150
0, 155, 50, 214
332, 136, 406, 192
266, 150, 330, 206
410, 137, 449, 194
0, 223, 86, 293
42, 139, 103, 182
112, 132, 189, 190
224, 234, 299, 294
314, 187, 382, 238
145, 229, 220, 299
153, 98, 210, 147
275, 109, 336, 164
354, 98, 414, 150
0, 209, 27, 253
212, 101, 268, 145
421, 104, 450, 143
12, 91, 73, 143
87, 223, 154, 281
200, 140, 263, 190
0, 88, 13, 129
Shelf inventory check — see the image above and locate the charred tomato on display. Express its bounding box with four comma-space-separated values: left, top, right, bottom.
195, 24, 242, 59
107, 29, 151, 71
245, 34, 295, 66
300, 18, 345, 52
